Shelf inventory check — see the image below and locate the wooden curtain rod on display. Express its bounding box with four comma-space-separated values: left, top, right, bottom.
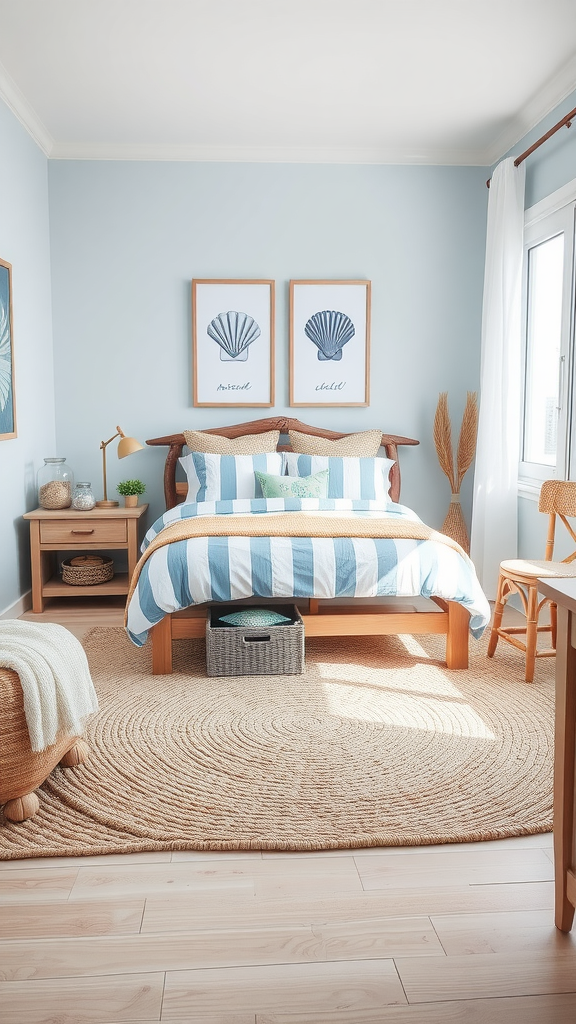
486, 104, 576, 188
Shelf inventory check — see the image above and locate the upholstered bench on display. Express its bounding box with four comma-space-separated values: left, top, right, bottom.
0, 666, 89, 822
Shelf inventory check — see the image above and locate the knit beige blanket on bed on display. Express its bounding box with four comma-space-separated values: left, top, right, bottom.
125, 511, 468, 613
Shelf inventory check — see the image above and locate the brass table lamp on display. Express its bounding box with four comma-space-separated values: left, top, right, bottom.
96, 426, 144, 508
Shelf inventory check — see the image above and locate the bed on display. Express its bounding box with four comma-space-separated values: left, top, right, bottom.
126, 416, 490, 674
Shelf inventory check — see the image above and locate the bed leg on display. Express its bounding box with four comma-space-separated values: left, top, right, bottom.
152, 615, 173, 675
446, 601, 469, 669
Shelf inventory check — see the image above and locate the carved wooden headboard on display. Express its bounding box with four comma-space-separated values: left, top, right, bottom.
146, 416, 419, 510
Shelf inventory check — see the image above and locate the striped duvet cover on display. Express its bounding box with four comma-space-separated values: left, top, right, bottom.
125, 498, 491, 647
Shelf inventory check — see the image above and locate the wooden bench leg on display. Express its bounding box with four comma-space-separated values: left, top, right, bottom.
59, 738, 89, 767
152, 615, 173, 675
3, 792, 40, 822
446, 601, 469, 669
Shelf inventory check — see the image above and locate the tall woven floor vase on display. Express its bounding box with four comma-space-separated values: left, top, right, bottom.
442, 495, 470, 553
434, 392, 478, 555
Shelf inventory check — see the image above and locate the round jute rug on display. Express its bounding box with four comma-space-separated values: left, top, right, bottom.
0, 626, 554, 859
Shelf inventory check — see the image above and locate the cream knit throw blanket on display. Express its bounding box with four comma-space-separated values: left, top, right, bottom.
0, 620, 99, 752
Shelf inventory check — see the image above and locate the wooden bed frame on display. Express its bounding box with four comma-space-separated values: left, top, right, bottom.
145, 416, 470, 674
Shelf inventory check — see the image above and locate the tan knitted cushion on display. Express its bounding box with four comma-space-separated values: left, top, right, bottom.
288, 428, 382, 457
183, 429, 280, 454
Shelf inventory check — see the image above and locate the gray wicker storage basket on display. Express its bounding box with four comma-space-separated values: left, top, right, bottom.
206, 605, 304, 676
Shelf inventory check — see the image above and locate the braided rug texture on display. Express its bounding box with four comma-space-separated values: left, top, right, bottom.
0, 626, 554, 859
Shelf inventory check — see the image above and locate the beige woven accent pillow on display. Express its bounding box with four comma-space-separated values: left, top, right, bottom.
183, 429, 280, 454
288, 428, 382, 457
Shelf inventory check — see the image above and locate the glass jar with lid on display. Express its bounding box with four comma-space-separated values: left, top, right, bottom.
71, 481, 96, 511
37, 458, 74, 509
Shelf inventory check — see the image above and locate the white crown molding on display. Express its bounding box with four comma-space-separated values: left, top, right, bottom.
0, 60, 54, 156
1, 53, 575, 167
483, 52, 576, 167
49, 140, 491, 165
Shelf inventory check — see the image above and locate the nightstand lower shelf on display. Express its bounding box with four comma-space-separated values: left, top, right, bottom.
42, 573, 130, 598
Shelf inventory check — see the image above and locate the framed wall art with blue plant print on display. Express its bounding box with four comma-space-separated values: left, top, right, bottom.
0, 258, 16, 440
289, 279, 371, 407
192, 279, 275, 407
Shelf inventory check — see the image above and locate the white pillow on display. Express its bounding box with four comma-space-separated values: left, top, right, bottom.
179, 451, 285, 502
284, 453, 394, 502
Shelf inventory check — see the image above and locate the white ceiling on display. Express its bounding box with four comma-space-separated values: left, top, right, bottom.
1, 0, 575, 165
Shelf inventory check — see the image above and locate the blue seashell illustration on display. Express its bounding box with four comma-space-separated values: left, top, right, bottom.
0, 297, 11, 412
207, 310, 261, 362
304, 310, 355, 361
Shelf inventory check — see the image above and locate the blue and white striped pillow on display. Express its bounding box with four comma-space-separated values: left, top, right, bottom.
284, 453, 394, 502
179, 452, 285, 502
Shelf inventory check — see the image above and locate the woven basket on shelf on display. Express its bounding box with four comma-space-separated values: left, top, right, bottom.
0, 667, 88, 821
61, 555, 114, 586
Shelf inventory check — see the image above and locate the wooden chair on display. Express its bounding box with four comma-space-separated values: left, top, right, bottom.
487, 480, 576, 682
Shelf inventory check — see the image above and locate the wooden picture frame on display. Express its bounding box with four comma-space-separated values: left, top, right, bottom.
289, 279, 371, 407
0, 258, 16, 440
192, 279, 275, 407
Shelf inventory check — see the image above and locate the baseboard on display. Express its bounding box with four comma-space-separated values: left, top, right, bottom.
0, 590, 32, 620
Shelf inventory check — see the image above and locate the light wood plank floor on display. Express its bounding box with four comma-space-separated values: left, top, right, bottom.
1, 599, 573, 1023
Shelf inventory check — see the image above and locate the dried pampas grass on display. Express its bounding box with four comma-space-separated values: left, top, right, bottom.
433, 392, 478, 553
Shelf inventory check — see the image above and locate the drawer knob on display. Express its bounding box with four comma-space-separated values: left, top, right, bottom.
71, 529, 95, 534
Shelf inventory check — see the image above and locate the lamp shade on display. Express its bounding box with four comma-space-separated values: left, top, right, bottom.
117, 435, 144, 458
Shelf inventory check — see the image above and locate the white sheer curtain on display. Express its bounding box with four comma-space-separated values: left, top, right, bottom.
470, 157, 526, 600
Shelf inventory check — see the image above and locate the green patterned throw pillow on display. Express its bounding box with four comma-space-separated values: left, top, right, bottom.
219, 608, 292, 627
255, 469, 329, 498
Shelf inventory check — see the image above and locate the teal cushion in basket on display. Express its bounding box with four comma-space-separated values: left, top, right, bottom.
219, 608, 292, 627
255, 468, 329, 499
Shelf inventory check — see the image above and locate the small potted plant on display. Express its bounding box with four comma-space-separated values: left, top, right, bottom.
117, 479, 146, 508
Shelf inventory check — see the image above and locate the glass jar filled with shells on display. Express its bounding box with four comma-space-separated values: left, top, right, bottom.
37, 458, 74, 510
71, 481, 96, 510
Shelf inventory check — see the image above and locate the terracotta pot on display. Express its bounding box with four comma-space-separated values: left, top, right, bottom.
124, 494, 139, 508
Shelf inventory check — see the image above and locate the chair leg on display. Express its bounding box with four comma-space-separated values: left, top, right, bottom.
525, 584, 539, 683
550, 601, 558, 650
487, 573, 506, 658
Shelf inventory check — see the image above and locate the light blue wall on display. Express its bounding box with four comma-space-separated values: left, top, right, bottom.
0, 100, 55, 615
48, 161, 488, 528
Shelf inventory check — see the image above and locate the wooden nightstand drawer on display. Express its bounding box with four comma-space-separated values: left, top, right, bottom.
39, 519, 128, 545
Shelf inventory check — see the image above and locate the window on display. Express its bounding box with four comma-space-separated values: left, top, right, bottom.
520, 197, 576, 488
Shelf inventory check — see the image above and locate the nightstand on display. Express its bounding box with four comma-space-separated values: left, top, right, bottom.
23, 505, 148, 613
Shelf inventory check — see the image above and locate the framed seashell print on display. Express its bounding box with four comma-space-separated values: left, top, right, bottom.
0, 258, 17, 440
289, 280, 370, 406
192, 279, 275, 406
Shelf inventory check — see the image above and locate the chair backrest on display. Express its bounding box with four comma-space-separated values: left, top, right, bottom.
539, 480, 576, 562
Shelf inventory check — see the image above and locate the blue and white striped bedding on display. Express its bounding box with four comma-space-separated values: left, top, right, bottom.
125, 498, 491, 647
